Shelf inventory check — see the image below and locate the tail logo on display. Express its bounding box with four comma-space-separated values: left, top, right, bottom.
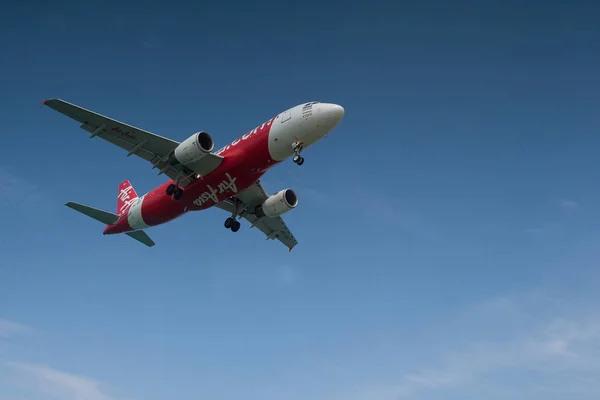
117, 184, 137, 215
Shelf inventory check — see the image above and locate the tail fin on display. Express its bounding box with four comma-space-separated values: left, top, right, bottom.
117, 180, 138, 215
65, 201, 156, 247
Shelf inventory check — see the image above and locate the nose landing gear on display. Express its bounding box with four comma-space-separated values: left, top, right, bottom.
292, 140, 305, 166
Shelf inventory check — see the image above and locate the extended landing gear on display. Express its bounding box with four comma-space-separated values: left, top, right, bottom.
224, 198, 241, 232
166, 183, 184, 200
224, 217, 241, 232
292, 140, 305, 166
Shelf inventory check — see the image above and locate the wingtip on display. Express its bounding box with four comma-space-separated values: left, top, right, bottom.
41, 98, 61, 107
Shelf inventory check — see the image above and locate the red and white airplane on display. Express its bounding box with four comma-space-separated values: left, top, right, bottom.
43, 99, 344, 250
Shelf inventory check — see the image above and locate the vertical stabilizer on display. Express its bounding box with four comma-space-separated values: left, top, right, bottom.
117, 180, 138, 215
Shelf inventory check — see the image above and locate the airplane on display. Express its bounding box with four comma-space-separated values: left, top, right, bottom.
42, 99, 344, 251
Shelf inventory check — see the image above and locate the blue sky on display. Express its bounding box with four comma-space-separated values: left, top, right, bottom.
2, 1, 600, 399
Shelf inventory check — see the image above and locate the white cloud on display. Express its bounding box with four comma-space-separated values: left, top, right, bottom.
0, 319, 129, 400
0, 167, 44, 208
301, 187, 335, 207
359, 191, 439, 240
278, 264, 298, 285
0, 319, 31, 339
557, 198, 578, 210
393, 292, 600, 399
3, 362, 122, 400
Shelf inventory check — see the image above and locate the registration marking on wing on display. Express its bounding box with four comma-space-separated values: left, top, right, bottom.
111, 126, 137, 139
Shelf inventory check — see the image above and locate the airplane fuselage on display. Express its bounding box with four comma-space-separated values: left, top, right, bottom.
103, 101, 344, 235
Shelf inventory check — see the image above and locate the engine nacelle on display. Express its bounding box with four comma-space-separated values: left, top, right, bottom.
255, 189, 298, 218
173, 131, 215, 171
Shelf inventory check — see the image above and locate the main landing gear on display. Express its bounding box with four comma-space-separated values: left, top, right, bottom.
166, 174, 186, 200
292, 140, 305, 166
166, 183, 184, 200
224, 198, 241, 232
224, 217, 240, 232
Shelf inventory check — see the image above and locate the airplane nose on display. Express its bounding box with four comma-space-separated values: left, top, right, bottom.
331, 104, 344, 120
322, 103, 344, 129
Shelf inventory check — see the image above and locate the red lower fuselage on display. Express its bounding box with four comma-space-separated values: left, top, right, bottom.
103, 101, 344, 235
104, 132, 274, 234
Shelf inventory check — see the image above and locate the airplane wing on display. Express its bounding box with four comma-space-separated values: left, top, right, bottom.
43, 98, 223, 187
214, 180, 299, 251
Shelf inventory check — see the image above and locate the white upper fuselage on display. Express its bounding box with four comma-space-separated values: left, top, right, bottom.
267, 101, 345, 161
213, 101, 344, 163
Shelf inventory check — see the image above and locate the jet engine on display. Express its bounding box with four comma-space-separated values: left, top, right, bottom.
173, 131, 215, 170
255, 189, 298, 218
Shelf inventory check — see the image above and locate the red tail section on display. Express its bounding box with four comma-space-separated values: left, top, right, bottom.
117, 180, 138, 215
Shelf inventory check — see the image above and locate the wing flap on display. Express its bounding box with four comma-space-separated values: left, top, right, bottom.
44, 98, 224, 186
44, 98, 180, 156
245, 213, 298, 250
214, 180, 299, 250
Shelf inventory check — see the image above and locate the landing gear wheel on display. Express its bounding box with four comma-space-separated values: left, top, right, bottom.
167, 183, 183, 200
173, 188, 184, 200
225, 198, 243, 232
224, 217, 241, 232
166, 184, 176, 195
292, 140, 305, 166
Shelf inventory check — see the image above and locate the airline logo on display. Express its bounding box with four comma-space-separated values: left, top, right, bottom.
193, 173, 238, 206
117, 183, 137, 215
214, 117, 275, 155
111, 126, 136, 140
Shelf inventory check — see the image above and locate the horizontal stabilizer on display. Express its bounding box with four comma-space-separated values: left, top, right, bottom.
125, 230, 155, 247
65, 202, 119, 225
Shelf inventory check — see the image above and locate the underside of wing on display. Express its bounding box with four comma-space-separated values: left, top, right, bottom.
43, 98, 223, 187
215, 180, 299, 251
125, 230, 156, 247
